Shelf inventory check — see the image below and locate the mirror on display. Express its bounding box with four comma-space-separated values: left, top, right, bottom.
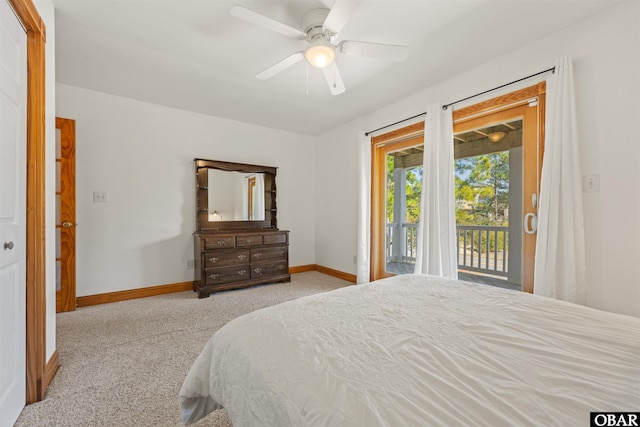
207, 170, 265, 221
194, 158, 278, 232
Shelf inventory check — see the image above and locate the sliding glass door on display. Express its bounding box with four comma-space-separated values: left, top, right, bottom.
369, 84, 546, 292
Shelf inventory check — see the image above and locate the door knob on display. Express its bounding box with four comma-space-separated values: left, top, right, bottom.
62, 221, 75, 228
4, 241, 14, 250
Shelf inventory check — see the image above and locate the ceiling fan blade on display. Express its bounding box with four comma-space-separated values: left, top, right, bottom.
256, 52, 305, 80
322, 62, 346, 95
338, 41, 410, 61
323, 0, 364, 35
230, 6, 306, 39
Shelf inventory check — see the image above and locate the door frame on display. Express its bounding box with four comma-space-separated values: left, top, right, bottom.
371, 124, 424, 281
8, 0, 48, 404
452, 83, 546, 292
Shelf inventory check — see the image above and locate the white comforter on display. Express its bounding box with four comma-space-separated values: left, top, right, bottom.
179, 274, 640, 426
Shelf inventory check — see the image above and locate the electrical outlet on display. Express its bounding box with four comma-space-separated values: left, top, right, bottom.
93, 191, 108, 203
185, 259, 194, 269
583, 174, 600, 193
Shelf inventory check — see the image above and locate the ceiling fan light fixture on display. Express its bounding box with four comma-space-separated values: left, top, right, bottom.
305, 41, 335, 69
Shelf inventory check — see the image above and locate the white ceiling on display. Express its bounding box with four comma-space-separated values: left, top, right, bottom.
52, 0, 621, 136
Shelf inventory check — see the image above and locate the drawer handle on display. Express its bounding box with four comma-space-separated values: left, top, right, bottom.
216, 240, 227, 247
253, 253, 262, 259
238, 270, 247, 276
277, 264, 285, 270
277, 251, 284, 256
209, 273, 220, 280
209, 257, 219, 263
254, 268, 262, 274
237, 254, 247, 261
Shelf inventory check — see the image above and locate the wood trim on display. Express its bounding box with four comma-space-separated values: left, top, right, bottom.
313, 265, 357, 283
453, 83, 545, 122
371, 121, 424, 144
76, 281, 194, 307
370, 132, 424, 281
8, 0, 48, 404
7, 0, 45, 36
43, 351, 59, 391
289, 264, 315, 274
75, 266, 356, 308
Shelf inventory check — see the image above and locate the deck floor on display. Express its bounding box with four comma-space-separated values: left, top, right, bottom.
386, 261, 521, 291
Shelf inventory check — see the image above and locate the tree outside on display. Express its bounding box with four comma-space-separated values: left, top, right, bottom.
384, 150, 510, 257
455, 151, 510, 254
386, 150, 510, 226
455, 151, 509, 226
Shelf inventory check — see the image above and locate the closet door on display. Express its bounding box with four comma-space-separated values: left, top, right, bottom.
0, 0, 27, 424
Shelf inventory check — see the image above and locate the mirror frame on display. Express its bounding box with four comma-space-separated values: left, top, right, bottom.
195, 158, 278, 232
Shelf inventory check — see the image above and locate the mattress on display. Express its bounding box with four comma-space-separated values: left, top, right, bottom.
179, 274, 640, 426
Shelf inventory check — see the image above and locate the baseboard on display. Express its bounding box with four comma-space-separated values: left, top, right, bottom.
76, 265, 356, 308
289, 264, 315, 274
76, 281, 193, 307
313, 265, 357, 283
44, 350, 59, 391
290, 264, 357, 283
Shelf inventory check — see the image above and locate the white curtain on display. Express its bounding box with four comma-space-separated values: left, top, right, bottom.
356, 132, 371, 284
533, 56, 586, 304
414, 103, 458, 279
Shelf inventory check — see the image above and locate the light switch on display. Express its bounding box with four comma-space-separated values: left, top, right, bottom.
583, 174, 600, 193
93, 191, 108, 203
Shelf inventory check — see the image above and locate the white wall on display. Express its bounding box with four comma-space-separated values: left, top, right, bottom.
33, 0, 56, 361
56, 84, 315, 297
315, 1, 640, 317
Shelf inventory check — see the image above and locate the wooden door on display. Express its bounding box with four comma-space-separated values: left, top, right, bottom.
56, 118, 76, 313
0, 0, 27, 423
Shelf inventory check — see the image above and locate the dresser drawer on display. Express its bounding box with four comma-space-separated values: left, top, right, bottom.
263, 233, 288, 245
205, 265, 250, 286
236, 234, 263, 247
204, 236, 235, 250
250, 261, 288, 278
250, 246, 287, 263
204, 250, 250, 268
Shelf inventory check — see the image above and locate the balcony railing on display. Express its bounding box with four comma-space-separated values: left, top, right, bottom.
456, 225, 509, 277
386, 223, 509, 277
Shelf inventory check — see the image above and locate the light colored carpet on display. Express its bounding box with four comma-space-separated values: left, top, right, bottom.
16, 271, 352, 427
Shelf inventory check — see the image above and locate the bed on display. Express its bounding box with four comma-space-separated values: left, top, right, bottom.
179, 274, 640, 426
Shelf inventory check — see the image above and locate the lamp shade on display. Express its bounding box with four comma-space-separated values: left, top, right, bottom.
305, 41, 335, 69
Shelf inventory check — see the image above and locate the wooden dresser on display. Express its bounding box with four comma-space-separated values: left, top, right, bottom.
193, 230, 290, 298
193, 158, 290, 298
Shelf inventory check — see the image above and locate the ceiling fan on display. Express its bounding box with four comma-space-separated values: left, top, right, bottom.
230, 0, 410, 95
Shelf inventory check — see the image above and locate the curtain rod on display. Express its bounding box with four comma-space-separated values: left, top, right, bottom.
364, 112, 426, 136
364, 66, 555, 136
